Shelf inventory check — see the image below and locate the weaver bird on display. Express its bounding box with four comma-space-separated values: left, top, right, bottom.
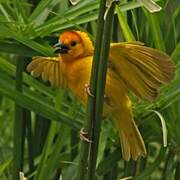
27, 30, 175, 161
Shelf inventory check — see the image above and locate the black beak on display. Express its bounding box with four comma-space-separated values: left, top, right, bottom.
53, 42, 69, 54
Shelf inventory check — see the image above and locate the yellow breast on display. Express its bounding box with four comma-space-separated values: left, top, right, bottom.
60, 56, 92, 103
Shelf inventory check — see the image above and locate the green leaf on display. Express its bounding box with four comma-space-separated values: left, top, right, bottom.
143, 10, 165, 51
171, 41, 180, 63
0, 41, 40, 56
137, 0, 162, 13
0, 57, 54, 97
0, 76, 82, 130
0, 158, 12, 175
29, 0, 54, 21
96, 148, 121, 176
134, 147, 166, 180
0, 24, 54, 56
149, 110, 167, 147
116, 5, 135, 41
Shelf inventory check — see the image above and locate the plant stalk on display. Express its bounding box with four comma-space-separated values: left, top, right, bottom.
76, 0, 106, 179
26, 110, 35, 177
12, 59, 25, 180
77, 1, 116, 179
87, 2, 115, 180
175, 160, 180, 180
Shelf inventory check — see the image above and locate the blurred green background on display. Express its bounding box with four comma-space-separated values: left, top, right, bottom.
0, 0, 179, 179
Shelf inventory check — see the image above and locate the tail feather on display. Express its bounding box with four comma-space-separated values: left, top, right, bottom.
119, 130, 131, 161
116, 116, 147, 161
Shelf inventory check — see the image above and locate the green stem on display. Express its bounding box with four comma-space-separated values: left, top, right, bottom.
70, 129, 79, 161
33, 115, 50, 156
12, 59, 25, 180
96, 148, 121, 176
137, 156, 147, 173
161, 149, 174, 180
87, 2, 115, 180
175, 160, 180, 180
26, 110, 35, 177
124, 160, 137, 177
76, 0, 106, 179
134, 147, 166, 180
171, 41, 180, 63
103, 149, 118, 180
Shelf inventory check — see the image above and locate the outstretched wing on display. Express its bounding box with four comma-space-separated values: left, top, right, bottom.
109, 42, 175, 102
27, 56, 61, 87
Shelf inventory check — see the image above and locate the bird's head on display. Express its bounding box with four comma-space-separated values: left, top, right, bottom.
54, 30, 94, 61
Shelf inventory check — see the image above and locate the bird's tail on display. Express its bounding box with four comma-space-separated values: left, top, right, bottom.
114, 114, 147, 161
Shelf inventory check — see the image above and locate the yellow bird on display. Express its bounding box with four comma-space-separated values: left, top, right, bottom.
27, 30, 175, 161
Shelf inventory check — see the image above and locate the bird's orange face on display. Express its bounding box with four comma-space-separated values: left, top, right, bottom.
54, 31, 85, 61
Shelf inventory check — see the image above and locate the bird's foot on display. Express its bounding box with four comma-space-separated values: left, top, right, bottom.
84, 84, 108, 99
80, 128, 93, 143
84, 84, 94, 97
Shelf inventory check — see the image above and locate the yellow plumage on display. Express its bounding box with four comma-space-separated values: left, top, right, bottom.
27, 30, 175, 161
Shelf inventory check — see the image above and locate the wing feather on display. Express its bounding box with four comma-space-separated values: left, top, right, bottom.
55, 62, 60, 87
109, 43, 175, 101
27, 56, 62, 87
49, 63, 55, 86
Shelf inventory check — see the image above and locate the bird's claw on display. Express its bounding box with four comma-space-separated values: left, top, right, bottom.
80, 128, 93, 143
84, 84, 108, 99
84, 84, 94, 97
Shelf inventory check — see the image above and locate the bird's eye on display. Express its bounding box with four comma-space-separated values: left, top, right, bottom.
71, 41, 77, 47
